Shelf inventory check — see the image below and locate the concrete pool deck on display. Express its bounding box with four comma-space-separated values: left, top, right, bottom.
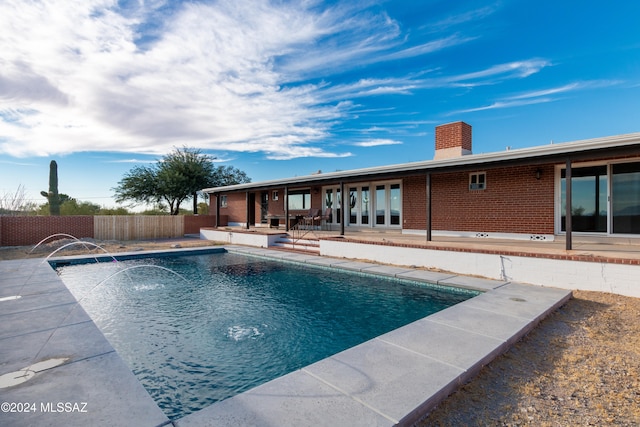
0, 245, 571, 426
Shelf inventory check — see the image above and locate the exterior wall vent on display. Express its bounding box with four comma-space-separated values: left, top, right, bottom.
529, 235, 548, 241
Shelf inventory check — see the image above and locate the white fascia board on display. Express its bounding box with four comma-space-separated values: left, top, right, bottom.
203, 132, 640, 193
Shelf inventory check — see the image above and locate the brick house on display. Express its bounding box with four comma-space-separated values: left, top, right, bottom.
203, 122, 640, 248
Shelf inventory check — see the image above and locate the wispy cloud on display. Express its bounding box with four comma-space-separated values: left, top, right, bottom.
353, 139, 403, 147
449, 80, 619, 114
368, 34, 476, 64
504, 81, 619, 100
106, 158, 157, 164
426, 4, 501, 32
319, 59, 551, 102
451, 97, 553, 114
0, 159, 36, 166
444, 59, 551, 86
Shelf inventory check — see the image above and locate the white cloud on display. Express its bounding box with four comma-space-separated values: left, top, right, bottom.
426, 4, 500, 32
504, 81, 619, 100
0, 0, 350, 158
448, 79, 619, 115
451, 97, 554, 114
444, 59, 551, 86
353, 139, 403, 147
0, 0, 513, 160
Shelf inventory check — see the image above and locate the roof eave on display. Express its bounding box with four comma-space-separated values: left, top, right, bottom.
203, 132, 640, 194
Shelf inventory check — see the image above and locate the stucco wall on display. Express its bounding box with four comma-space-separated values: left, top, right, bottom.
319, 239, 640, 298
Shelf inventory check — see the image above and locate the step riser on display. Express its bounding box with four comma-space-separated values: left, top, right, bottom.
275, 238, 319, 245
272, 242, 320, 252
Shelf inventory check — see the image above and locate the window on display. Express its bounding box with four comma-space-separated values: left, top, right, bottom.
272, 191, 279, 201
287, 189, 311, 210
612, 162, 640, 233
220, 195, 228, 208
560, 166, 607, 232
469, 172, 486, 190
390, 183, 401, 225
361, 186, 369, 224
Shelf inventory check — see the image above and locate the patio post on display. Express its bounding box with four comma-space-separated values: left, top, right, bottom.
284, 186, 289, 231
215, 193, 220, 228
245, 191, 250, 230
565, 158, 572, 250
340, 181, 345, 236
426, 172, 432, 242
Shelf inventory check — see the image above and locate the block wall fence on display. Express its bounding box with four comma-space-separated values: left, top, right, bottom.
0, 215, 217, 246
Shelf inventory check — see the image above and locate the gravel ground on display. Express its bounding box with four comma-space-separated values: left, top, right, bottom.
420, 290, 640, 426
2, 239, 638, 426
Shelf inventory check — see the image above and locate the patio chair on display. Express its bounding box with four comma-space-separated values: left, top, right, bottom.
302, 208, 320, 229
314, 208, 332, 230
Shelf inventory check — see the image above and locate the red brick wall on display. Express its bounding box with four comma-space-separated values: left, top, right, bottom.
221, 193, 249, 224
0, 216, 94, 246
268, 188, 286, 215
403, 164, 555, 234
435, 121, 472, 151
403, 175, 428, 230
184, 215, 216, 234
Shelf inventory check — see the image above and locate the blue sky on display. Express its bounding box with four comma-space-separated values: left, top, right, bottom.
1, 0, 639, 210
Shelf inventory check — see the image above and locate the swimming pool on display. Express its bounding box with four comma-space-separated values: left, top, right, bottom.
55, 251, 478, 420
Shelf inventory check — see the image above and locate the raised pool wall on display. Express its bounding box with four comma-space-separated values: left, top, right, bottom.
200, 229, 640, 298
200, 228, 282, 247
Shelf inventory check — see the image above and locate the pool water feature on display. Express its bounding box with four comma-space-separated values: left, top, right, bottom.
55, 252, 478, 420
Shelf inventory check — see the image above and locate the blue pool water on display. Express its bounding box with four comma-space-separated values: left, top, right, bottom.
56, 251, 477, 420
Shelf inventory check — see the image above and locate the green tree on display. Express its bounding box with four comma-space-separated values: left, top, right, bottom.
99, 207, 130, 215
60, 199, 102, 215
113, 147, 250, 215
197, 202, 209, 215
36, 194, 72, 215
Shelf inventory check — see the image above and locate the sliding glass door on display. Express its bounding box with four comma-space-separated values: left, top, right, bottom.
559, 161, 640, 235
612, 163, 640, 234
560, 166, 607, 232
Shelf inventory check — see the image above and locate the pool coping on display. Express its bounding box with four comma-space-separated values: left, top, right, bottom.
0, 246, 571, 427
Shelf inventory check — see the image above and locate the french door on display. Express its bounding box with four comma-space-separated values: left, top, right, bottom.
346, 182, 401, 228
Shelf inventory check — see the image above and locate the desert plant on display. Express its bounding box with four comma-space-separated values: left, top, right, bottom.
40, 160, 61, 215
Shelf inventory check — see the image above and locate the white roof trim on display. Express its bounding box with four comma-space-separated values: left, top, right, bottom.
204, 132, 640, 193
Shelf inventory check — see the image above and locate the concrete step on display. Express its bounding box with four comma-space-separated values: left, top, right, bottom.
272, 237, 320, 253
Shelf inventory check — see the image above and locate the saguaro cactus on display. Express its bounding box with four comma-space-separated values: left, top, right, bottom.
40, 160, 61, 215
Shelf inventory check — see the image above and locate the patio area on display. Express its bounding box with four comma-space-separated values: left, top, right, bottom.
206, 225, 640, 259
201, 226, 640, 297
